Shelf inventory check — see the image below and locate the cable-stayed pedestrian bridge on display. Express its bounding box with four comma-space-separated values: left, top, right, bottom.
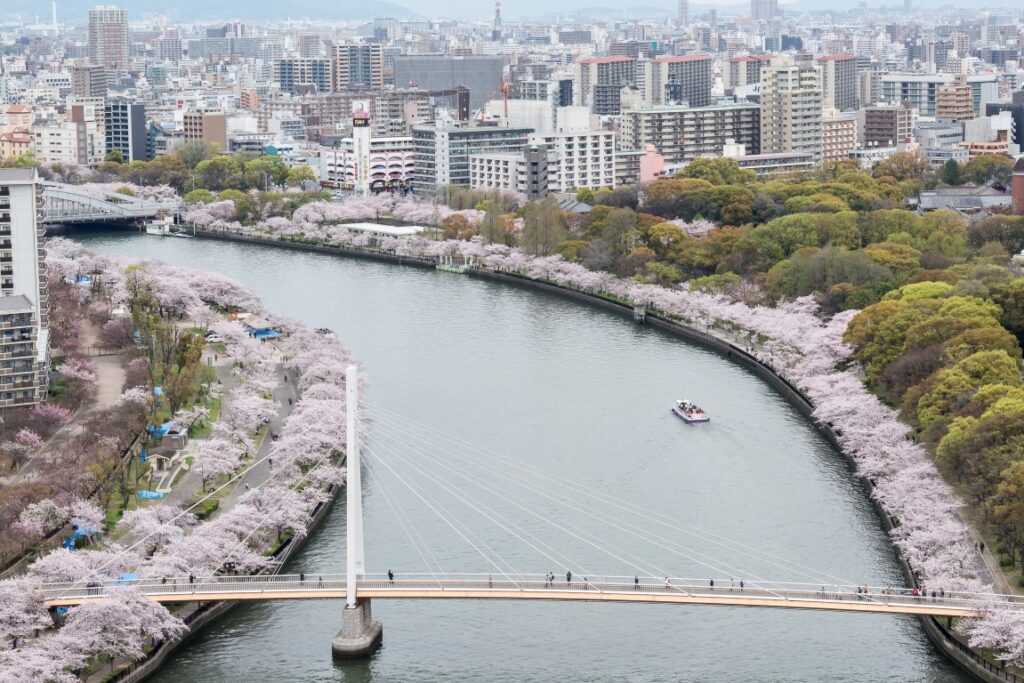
36, 367, 1022, 663
41, 181, 180, 224
37, 573, 1017, 619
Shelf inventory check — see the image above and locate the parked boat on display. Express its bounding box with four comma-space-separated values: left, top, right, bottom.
672, 399, 709, 423
144, 216, 175, 236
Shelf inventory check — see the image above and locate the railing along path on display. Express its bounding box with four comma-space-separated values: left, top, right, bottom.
38, 573, 1024, 618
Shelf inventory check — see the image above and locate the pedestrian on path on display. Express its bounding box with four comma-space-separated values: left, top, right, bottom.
300, 573, 305, 584
566, 570, 572, 585
740, 579, 744, 589
709, 578, 714, 588
244, 482, 250, 491
634, 576, 639, 590
488, 575, 493, 588
388, 569, 394, 584
318, 576, 323, 588
665, 577, 671, 590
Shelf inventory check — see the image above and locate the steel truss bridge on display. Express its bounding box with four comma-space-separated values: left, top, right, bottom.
41, 182, 180, 224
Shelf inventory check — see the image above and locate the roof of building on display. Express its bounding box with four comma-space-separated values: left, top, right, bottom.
343, 222, 424, 237
0, 168, 36, 183
579, 56, 634, 64
918, 186, 1013, 211
654, 54, 710, 63
817, 54, 856, 61
1013, 156, 1024, 174
728, 55, 772, 62
555, 198, 592, 213
5, 104, 30, 113
0, 295, 35, 313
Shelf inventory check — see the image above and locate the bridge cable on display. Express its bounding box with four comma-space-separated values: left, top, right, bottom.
363, 445, 525, 588
369, 420, 783, 588
364, 438, 597, 580
367, 434, 709, 591
370, 406, 857, 588
363, 452, 447, 585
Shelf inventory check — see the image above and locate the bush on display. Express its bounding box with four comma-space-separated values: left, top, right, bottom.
189, 498, 220, 520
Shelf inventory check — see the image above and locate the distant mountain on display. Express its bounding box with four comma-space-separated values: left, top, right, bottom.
3, 0, 419, 22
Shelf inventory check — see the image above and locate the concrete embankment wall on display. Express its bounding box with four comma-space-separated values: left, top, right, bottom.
82, 226, 1009, 683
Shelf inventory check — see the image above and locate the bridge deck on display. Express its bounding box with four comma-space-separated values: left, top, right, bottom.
40, 575, 1020, 618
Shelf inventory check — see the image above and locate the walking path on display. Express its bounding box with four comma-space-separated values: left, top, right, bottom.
0, 320, 126, 487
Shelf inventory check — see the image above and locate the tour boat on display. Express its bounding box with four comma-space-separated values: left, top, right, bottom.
144, 216, 175, 236
672, 399, 710, 423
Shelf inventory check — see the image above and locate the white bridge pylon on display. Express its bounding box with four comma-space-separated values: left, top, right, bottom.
346, 364, 365, 608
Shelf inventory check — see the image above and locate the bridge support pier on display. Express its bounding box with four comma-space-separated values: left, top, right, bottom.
331, 600, 382, 659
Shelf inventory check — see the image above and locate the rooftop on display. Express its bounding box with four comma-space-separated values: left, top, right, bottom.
654, 54, 710, 63
0, 295, 35, 314
0, 168, 37, 184
579, 56, 634, 65
343, 223, 424, 238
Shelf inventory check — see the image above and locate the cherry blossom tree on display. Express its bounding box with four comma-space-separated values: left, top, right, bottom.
60, 589, 186, 672
192, 438, 240, 491
0, 578, 51, 649
69, 499, 106, 541
117, 506, 196, 556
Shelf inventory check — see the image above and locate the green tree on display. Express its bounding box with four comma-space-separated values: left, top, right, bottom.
989, 462, 1024, 568
104, 149, 125, 164
963, 154, 1013, 186
175, 141, 219, 170
195, 156, 242, 192
286, 164, 317, 187
184, 188, 216, 204
676, 157, 756, 186
872, 151, 930, 183
520, 197, 566, 256
940, 159, 962, 186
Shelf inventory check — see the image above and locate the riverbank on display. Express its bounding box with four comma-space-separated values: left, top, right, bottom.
132, 224, 1018, 683
0, 242, 362, 683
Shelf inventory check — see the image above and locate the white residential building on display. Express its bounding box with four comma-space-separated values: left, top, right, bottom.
0, 168, 48, 408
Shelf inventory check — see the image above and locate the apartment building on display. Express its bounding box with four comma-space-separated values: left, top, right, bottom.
411, 120, 531, 194
332, 44, 384, 91
0, 168, 48, 408
760, 57, 823, 161
619, 101, 761, 164
818, 55, 857, 112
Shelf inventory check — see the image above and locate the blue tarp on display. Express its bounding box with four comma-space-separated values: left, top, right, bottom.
65, 525, 98, 548
136, 490, 165, 499
252, 329, 280, 339
118, 572, 139, 584
139, 446, 147, 463
146, 421, 172, 438
75, 276, 92, 284
153, 386, 164, 396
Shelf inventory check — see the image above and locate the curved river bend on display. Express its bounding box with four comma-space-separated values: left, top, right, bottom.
72, 230, 968, 682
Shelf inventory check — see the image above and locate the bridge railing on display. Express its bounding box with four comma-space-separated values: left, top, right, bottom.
36, 572, 1024, 615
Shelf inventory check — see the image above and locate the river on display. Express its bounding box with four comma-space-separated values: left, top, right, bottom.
71, 229, 968, 682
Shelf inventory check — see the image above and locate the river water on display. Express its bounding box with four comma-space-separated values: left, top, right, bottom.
72, 230, 967, 682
